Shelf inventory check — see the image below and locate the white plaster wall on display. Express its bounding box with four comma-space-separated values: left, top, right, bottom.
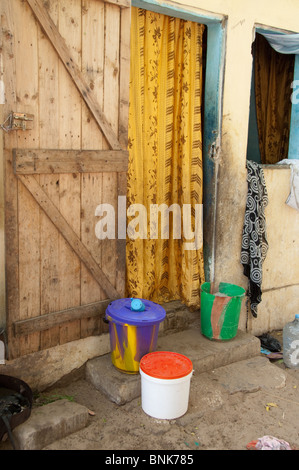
164, 0, 299, 334
247, 168, 299, 335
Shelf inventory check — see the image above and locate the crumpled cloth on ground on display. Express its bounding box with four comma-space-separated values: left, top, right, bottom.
247, 435, 292, 450
277, 159, 299, 211
241, 160, 268, 318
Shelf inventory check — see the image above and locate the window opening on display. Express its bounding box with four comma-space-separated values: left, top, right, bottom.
247, 32, 295, 164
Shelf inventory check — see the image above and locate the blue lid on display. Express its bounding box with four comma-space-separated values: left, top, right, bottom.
105, 298, 166, 326
130, 298, 145, 312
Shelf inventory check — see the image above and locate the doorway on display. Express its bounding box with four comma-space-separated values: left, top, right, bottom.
126, 3, 225, 309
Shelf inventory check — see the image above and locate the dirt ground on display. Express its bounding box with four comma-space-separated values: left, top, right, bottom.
1, 330, 299, 452
38, 331, 299, 451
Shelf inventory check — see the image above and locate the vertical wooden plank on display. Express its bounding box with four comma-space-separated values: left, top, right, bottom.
0, 9, 6, 331
81, 174, 105, 337
81, 173, 105, 305
58, 0, 82, 150
101, 3, 120, 291
58, 173, 81, 343
15, 1, 40, 148
1, 0, 19, 359
116, 172, 127, 295
39, 175, 61, 349
38, 0, 60, 145
119, 5, 131, 150
18, 178, 41, 355
58, 0, 82, 344
101, 172, 118, 288
80, 0, 106, 337
103, 3, 120, 143
38, 0, 60, 349
0, 139, 5, 332
116, 5, 131, 295
81, 0, 105, 151
14, 0, 41, 356
3, 145, 19, 360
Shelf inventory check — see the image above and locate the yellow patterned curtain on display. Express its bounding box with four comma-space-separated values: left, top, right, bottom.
126, 8, 205, 309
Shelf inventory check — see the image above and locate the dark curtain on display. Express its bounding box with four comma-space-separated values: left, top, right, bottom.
254, 33, 295, 164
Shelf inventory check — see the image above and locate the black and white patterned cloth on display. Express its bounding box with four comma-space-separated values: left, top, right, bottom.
241, 160, 269, 317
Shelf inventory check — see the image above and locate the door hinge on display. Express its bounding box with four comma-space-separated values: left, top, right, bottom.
1, 112, 34, 132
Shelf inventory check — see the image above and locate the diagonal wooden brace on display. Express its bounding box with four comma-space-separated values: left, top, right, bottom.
18, 174, 121, 300
26, 0, 122, 151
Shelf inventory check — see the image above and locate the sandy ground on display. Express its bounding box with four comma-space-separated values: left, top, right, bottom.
43, 366, 298, 451
41, 332, 299, 452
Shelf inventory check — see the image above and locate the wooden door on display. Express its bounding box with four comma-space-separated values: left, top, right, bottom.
1, 0, 130, 359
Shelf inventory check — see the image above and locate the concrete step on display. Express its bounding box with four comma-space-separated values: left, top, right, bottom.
9, 399, 89, 450
85, 325, 261, 405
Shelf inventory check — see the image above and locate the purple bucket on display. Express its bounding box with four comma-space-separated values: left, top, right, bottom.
105, 298, 166, 373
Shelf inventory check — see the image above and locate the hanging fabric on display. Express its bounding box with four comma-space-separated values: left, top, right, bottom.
277, 159, 299, 211
241, 160, 269, 318
254, 33, 295, 164
126, 8, 205, 308
260, 32, 299, 55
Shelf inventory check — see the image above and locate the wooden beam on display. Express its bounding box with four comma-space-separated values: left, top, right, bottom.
26, 0, 122, 150
104, 0, 130, 8
13, 149, 128, 174
18, 174, 121, 300
14, 299, 110, 335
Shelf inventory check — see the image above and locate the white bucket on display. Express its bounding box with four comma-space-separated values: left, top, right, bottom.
139, 351, 193, 420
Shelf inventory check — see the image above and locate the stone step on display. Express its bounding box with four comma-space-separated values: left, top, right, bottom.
10, 399, 89, 450
85, 326, 261, 405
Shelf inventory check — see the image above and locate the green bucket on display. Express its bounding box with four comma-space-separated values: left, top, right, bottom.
200, 282, 246, 341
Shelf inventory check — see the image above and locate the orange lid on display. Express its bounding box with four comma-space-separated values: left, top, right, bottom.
139, 351, 193, 379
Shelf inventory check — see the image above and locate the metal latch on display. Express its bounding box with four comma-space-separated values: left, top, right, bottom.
0, 112, 34, 132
